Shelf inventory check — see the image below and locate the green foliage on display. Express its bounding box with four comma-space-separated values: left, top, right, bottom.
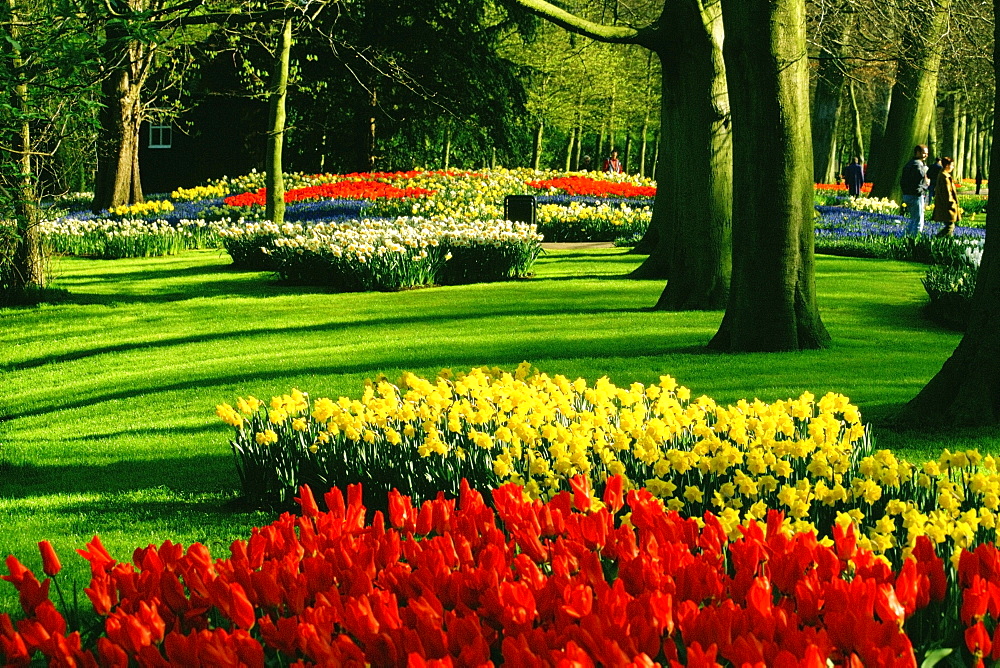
0, 221, 20, 305
817, 234, 978, 264
920, 239, 982, 331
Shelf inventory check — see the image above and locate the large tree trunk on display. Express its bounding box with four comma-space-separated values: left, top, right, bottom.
265, 15, 292, 225
4, 0, 43, 291
868, 0, 950, 202
642, 0, 731, 310
896, 4, 1000, 425
811, 12, 852, 184
92, 4, 152, 213
710, 0, 829, 352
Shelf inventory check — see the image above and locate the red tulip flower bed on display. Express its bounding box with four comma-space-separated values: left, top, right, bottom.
528, 176, 656, 199
3, 476, 999, 666
814, 182, 873, 194
224, 181, 436, 208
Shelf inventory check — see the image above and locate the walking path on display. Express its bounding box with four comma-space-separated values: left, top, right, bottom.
540, 241, 617, 251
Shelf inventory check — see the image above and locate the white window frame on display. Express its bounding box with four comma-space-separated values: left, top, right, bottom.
148, 123, 172, 149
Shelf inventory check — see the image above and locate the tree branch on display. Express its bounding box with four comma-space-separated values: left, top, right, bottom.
503, 0, 649, 46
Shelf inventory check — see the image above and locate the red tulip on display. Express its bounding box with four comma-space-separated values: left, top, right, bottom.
37, 541, 61, 577
603, 475, 624, 514
967, 621, 992, 658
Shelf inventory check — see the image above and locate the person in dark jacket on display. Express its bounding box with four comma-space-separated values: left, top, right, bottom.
900, 144, 930, 235
843, 157, 865, 197
933, 157, 961, 237
926, 157, 944, 202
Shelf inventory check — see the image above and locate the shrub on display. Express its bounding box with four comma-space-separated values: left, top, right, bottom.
922, 240, 982, 330
0, 221, 20, 305
40, 218, 222, 259
246, 217, 542, 290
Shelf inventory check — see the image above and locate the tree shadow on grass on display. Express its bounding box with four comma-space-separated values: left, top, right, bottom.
2, 304, 656, 374
0, 454, 236, 501
3, 335, 715, 423
835, 299, 956, 333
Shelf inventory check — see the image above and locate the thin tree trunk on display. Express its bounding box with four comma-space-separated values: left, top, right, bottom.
442, 121, 452, 170
532, 120, 544, 170
265, 15, 292, 225
964, 114, 976, 179
5, 0, 43, 291
927, 99, 937, 159
638, 111, 649, 177
623, 133, 632, 173
849, 81, 866, 161
711, 0, 829, 351
811, 13, 852, 183
651, 129, 659, 178
869, 0, 950, 202
564, 126, 575, 171
950, 95, 961, 162
957, 111, 968, 180
573, 119, 583, 169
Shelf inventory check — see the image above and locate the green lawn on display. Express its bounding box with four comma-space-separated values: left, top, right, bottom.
1, 246, 997, 613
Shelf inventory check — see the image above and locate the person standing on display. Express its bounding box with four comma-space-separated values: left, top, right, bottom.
900, 144, 930, 236
926, 157, 944, 202
933, 157, 961, 237
843, 157, 865, 197
603, 150, 623, 174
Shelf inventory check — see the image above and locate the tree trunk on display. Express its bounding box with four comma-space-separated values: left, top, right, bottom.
848, 81, 866, 161
866, 78, 893, 176
5, 0, 43, 291
564, 126, 575, 171
92, 13, 152, 212
651, 129, 659, 179
957, 110, 968, 180
638, 110, 649, 177
868, 0, 950, 202
573, 116, 583, 169
710, 0, 829, 351
639, 0, 731, 309
623, 133, 632, 173
532, 120, 544, 170
927, 100, 938, 159
265, 15, 292, 225
811, 14, 852, 183
443, 120, 453, 170
895, 2, 1000, 425
964, 114, 977, 179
